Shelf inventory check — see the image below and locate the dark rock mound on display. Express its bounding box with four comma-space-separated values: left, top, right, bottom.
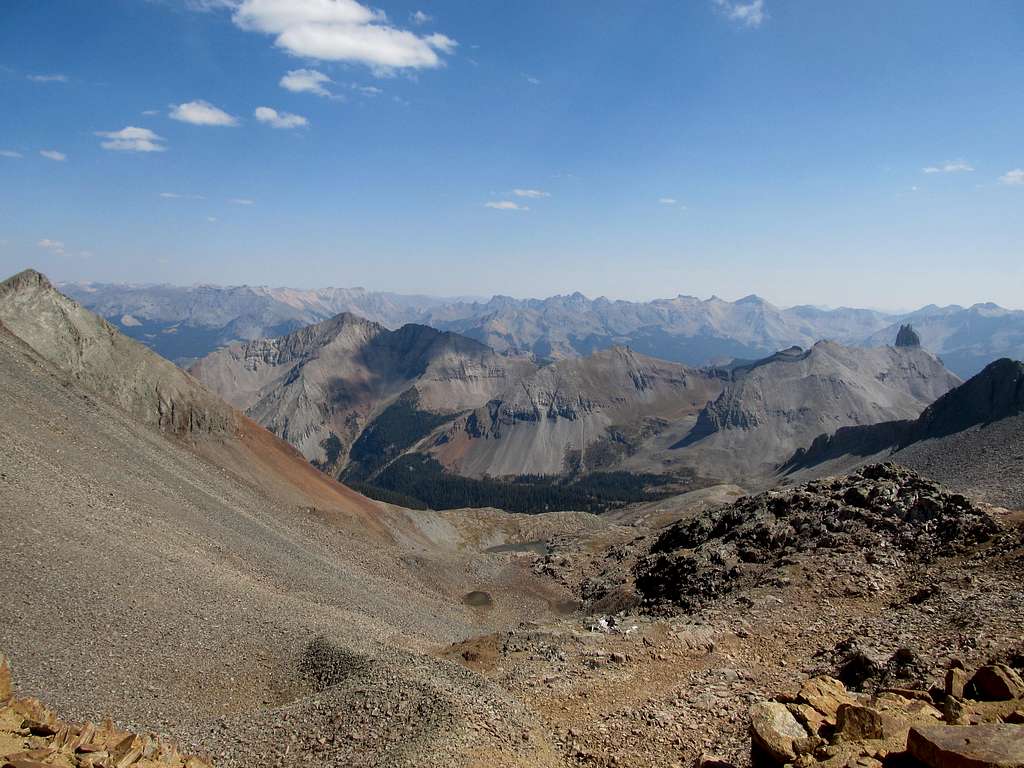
895, 323, 921, 347
635, 463, 1000, 612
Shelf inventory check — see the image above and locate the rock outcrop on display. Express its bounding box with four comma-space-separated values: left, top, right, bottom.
635, 464, 999, 612
0, 653, 213, 768
749, 660, 1024, 768
896, 324, 922, 347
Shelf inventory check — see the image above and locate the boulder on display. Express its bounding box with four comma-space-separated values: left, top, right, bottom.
799, 676, 859, 726
966, 665, 1024, 701
750, 701, 815, 763
947, 668, 969, 699
907, 724, 1024, 768
0, 655, 10, 704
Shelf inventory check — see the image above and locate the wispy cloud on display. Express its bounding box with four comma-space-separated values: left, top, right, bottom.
922, 159, 974, 174
96, 126, 167, 152
159, 192, 205, 200
659, 197, 678, 205
513, 189, 549, 199
1000, 169, 1024, 186
40, 149, 66, 161
229, 197, 255, 205
27, 73, 68, 83
485, 201, 528, 211
169, 100, 238, 126
142, 109, 160, 116
351, 83, 383, 96
0, 150, 22, 159
37, 238, 66, 255
231, 0, 457, 75
524, 75, 541, 85
714, 0, 766, 27
410, 10, 432, 25
280, 68, 334, 97
254, 106, 308, 129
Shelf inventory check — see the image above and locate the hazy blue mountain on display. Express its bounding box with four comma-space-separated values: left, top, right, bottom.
63, 281, 1023, 377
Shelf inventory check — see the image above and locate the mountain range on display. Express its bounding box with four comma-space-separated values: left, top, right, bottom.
4, 268, 1024, 768
62, 281, 1024, 378
190, 308, 960, 511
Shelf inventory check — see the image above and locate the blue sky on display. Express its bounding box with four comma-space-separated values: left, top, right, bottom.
1, 0, 1022, 309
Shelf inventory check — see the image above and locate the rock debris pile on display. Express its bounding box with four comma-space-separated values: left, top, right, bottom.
636, 464, 1001, 612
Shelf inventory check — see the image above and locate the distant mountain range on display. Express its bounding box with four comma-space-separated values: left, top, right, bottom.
62, 281, 1024, 378
191, 308, 959, 510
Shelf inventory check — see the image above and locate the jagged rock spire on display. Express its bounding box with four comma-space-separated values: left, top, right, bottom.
895, 323, 921, 347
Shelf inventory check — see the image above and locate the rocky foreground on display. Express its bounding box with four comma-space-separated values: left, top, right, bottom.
0, 655, 212, 768
748, 663, 1024, 768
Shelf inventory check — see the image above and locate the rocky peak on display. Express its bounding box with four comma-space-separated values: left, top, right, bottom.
0, 268, 54, 297
895, 323, 921, 347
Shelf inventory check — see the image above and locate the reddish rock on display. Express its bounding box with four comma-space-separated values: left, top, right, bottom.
967, 666, 1024, 702
908, 724, 1024, 768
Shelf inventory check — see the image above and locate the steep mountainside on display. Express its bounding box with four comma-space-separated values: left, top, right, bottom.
433, 347, 724, 478
430, 341, 958, 487
785, 358, 1024, 507
0, 270, 235, 434
190, 313, 537, 474
668, 341, 959, 480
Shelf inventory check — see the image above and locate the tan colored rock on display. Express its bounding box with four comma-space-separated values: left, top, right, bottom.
836, 704, 887, 741
907, 724, 1024, 768
799, 676, 858, 724
111, 733, 144, 768
750, 701, 816, 763
0, 655, 11, 705
947, 668, 969, 699
967, 665, 1024, 701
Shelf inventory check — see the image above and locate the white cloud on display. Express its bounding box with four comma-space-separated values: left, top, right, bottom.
485, 201, 528, 211
142, 109, 160, 116
96, 126, 167, 152
513, 189, 549, 199
280, 68, 334, 97
40, 150, 66, 161
231, 0, 458, 74
1000, 169, 1024, 186
207, 216, 218, 222
351, 83, 382, 95
410, 10, 431, 25
159, 192, 205, 199
27, 73, 68, 83
185, 0, 236, 10
0, 150, 22, 158
659, 197, 678, 205
169, 100, 239, 126
922, 159, 974, 174
525, 75, 541, 85
37, 239, 66, 255
254, 106, 309, 128
714, 0, 766, 27
229, 198, 255, 205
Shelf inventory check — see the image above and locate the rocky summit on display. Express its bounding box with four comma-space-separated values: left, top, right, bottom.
634, 464, 1000, 612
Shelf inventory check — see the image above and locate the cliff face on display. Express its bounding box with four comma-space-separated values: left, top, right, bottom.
0, 270, 235, 436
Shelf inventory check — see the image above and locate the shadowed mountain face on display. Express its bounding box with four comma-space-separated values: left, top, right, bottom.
189, 313, 538, 475
65, 282, 1024, 378
783, 358, 1024, 506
